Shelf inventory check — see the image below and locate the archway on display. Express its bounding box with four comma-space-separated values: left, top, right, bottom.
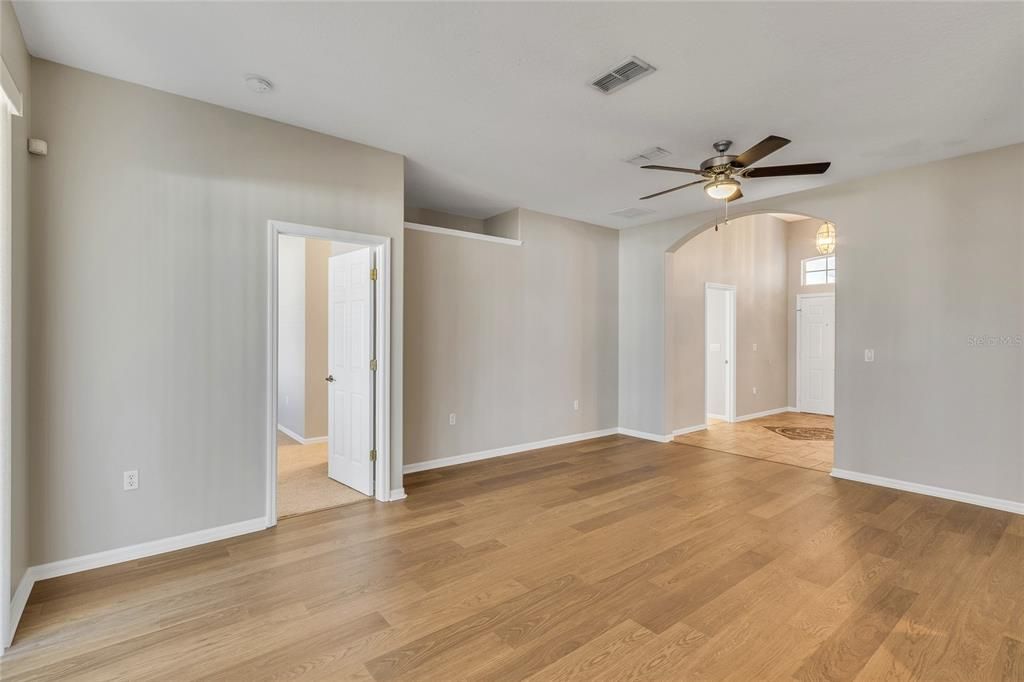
664, 210, 838, 471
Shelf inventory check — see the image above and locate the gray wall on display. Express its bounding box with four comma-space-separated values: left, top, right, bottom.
3, 0, 30, 595
405, 207, 485, 234
787, 218, 836, 406
404, 208, 618, 464
277, 235, 306, 436
668, 213, 789, 430
28, 59, 405, 564
621, 143, 1024, 504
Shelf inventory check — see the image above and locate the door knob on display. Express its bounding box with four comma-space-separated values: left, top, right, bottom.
325, 375, 335, 383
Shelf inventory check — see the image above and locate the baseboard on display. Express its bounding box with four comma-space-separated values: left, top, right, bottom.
830, 469, 1024, 516
4, 569, 34, 649
403, 428, 619, 473
31, 517, 268, 583
616, 428, 673, 443
389, 487, 407, 501
734, 406, 795, 423
672, 424, 707, 436
276, 425, 327, 446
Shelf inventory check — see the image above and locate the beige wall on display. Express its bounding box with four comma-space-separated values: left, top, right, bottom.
303, 238, 331, 438
669, 214, 789, 430
28, 59, 405, 564
404, 208, 618, 464
620, 143, 1024, 505
787, 218, 836, 406
2, 0, 30, 598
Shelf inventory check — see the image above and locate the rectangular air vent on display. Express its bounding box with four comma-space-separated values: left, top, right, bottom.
610, 207, 656, 219
626, 147, 671, 165
590, 57, 656, 94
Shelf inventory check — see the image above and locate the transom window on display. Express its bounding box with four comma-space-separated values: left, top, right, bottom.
802, 255, 836, 285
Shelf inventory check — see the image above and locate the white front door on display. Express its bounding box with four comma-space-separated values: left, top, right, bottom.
327, 248, 374, 496
797, 294, 835, 415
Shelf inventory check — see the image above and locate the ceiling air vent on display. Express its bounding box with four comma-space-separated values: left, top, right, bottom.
590, 57, 656, 94
610, 207, 656, 219
626, 147, 671, 165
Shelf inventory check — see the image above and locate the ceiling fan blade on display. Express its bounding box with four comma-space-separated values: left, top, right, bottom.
726, 188, 744, 203
744, 162, 831, 178
641, 165, 704, 175
731, 135, 791, 168
639, 178, 705, 200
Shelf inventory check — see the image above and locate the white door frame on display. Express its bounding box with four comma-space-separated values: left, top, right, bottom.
704, 282, 737, 423
265, 220, 393, 527
796, 292, 836, 414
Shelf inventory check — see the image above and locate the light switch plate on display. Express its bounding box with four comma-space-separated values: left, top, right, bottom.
864, 349, 875, 362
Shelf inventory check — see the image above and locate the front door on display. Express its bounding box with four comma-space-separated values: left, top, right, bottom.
797, 294, 835, 415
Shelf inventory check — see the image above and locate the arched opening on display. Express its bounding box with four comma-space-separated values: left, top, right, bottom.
664, 209, 838, 471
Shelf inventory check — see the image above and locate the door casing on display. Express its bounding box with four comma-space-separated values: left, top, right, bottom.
266, 220, 393, 527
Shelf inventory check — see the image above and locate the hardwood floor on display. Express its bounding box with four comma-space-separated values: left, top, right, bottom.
676, 411, 834, 472
3, 435, 1021, 681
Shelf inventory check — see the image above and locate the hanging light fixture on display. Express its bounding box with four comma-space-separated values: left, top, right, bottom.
704, 176, 740, 200
816, 221, 836, 255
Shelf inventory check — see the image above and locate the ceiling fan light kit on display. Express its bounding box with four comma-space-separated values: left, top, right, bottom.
639, 135, 831, 204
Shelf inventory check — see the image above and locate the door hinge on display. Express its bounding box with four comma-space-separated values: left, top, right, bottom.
369, 448, 377, 462
370, 358, 377, 371
370, 267, 378, 281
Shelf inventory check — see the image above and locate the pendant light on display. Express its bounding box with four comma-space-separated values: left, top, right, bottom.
816, 221, 836, 255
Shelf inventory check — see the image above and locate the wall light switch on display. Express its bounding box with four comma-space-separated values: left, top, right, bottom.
752, 387, 758, 395
752, 343, 758, 351
864, 349, 875, 362
449, 413, 456, 426
573, 400, 579, 411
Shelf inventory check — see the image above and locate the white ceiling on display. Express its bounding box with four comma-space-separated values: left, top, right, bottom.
14, 2, 1024, 229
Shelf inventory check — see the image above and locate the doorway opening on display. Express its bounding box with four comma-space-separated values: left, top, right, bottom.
266, 221, 392, 526
669, 212, 836, 472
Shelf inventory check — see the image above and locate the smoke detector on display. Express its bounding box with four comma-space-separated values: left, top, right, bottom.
245, 75, 274, 93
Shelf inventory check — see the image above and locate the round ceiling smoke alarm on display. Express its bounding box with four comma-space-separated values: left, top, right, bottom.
245, 76, 273, 93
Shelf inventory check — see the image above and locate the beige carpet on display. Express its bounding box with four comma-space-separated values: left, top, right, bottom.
277, 441, 368, 518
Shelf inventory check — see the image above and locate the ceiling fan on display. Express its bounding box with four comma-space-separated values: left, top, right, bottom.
639, 136, 830, 202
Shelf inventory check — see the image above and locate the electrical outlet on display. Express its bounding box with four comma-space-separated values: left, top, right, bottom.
752, 387, 758, 395
449, 413, 456, 426
864, 349, 875, 362
573, 400, 579, 411
123, 470, 139, 491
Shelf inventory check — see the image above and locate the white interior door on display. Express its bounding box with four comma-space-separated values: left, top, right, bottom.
797, 294, 835, 415
327, 248, 374, 496
705, 285, 735, 422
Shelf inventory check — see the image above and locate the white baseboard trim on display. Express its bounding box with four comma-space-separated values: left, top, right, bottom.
389, 487, 406, 501
2, 516, 267, 651
277, 425, 327, 446
31, 517, 267, 582
403, 428, 619, 474
734, 406, 796, 423
672, 424, 707, 436
4, 569, 34, 649
830, 469, 1024, 516
616, 428, 673, 443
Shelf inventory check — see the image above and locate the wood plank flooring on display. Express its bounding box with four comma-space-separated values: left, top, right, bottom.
3, 435, 1021, 681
